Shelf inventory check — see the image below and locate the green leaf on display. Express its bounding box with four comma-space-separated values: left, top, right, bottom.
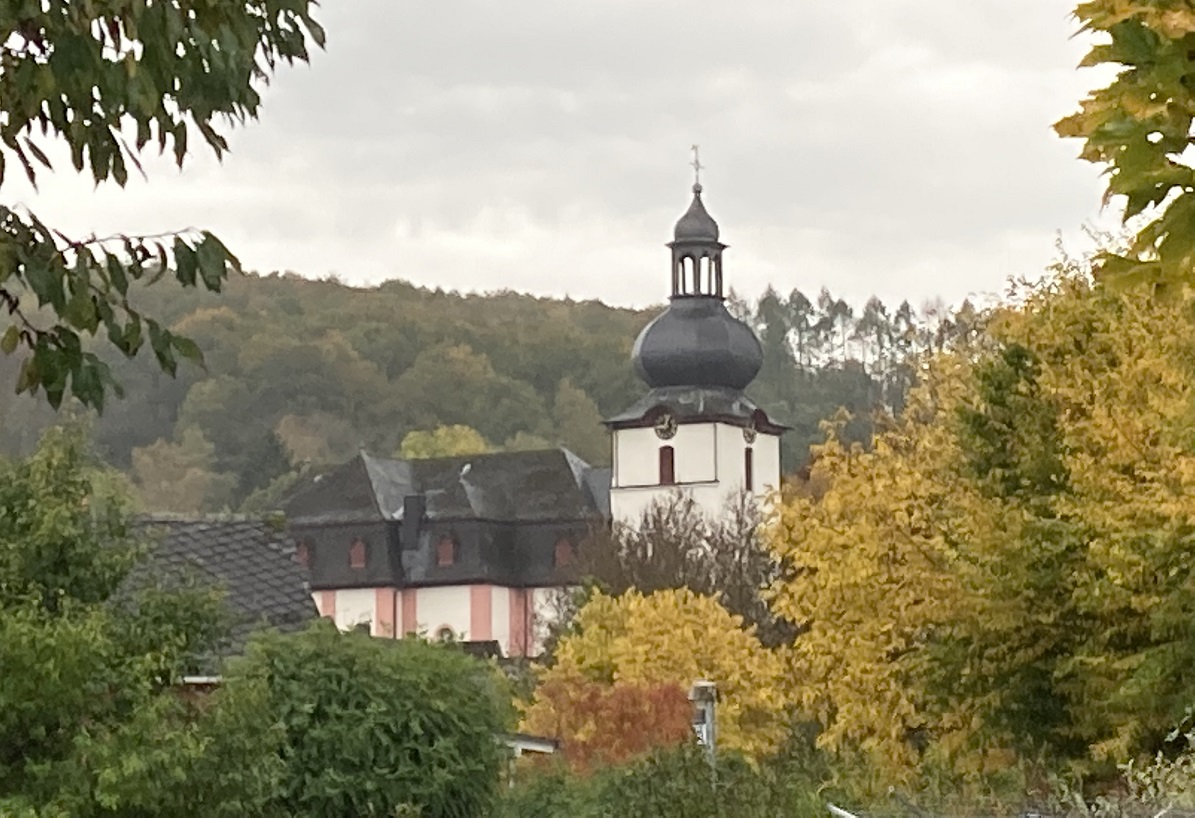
1, 325, 19, 355
172, 336, 205, 369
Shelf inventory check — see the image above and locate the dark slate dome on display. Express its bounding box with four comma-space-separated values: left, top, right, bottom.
632, 296, 763, 391
673, 183, 720, 242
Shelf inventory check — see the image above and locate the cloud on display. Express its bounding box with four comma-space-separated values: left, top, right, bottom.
6, 0, 1113, 311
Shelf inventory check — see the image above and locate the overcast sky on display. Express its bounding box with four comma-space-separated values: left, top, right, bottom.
10, 0, 1113, 311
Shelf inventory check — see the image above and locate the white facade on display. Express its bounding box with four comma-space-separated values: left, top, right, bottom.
418, 586, 473, 641
314, 584, 554, 658
609, 421, 781, 525
332, 587, 376, 632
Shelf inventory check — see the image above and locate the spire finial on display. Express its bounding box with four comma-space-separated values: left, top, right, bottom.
690, 144, 703, 190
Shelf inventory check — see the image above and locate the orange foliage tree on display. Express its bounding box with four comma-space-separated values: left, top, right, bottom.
520, 667, 693, 772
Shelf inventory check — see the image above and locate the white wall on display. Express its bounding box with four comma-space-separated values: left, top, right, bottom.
417, 586, 472, 640
612, 424, 716, 487
610, 422, 782, 526
491, 585, 511, 655
333, 588, 376, 632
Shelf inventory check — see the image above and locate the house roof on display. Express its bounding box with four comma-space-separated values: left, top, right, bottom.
286, 448, 608, 525
129, 516, 318, 655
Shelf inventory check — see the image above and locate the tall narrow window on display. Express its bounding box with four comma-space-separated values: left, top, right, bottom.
659, 445, 676, 485
744, 447, 754, 492
349, 538, 366, 569
436, 535, 457, 567
554, 537, 574, 568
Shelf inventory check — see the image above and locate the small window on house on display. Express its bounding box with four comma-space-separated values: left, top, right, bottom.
295, 540, 311, 569
349, 538, 366, 569
436, 535, 458, 567
659, 445, 676, 485
745, 447, 754, 492
554, 537, 574, 568
435, 626, 455, 642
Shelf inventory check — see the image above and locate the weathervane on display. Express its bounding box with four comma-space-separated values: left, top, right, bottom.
690, 144, 703, 187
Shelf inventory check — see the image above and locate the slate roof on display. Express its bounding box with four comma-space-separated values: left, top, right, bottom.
604, 384, 788, 433
128, 516, 318, 655
286, 448, 608, 524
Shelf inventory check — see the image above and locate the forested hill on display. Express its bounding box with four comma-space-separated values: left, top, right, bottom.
0, 272, 973, 512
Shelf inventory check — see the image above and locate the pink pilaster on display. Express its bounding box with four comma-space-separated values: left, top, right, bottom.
374, 588, 396, 638
509, 588, 528, 657
319, 590, 336, 620
470, 585, 493, 642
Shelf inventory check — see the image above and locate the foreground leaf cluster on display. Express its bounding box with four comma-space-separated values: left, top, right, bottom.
1057, 1, 1195, 290
0, 0, 322, 409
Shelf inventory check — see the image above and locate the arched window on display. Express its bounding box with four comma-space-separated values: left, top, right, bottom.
435, 626, 455, 642
659, 446, 676, 485
744, 447, 754, 492
436, 535, 458, 567
554, 537, 574, 567
349, 538, 366, 569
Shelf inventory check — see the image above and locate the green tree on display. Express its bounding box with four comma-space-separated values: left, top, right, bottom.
394, 343, 548, 445
399, 424, 492, 459
131, 426, 236, 512
0, 425, 282, 815
0, 0, 324, 409
1055, 1, 1195, 291
550, 378, 608, 464
235, 624, 513, 818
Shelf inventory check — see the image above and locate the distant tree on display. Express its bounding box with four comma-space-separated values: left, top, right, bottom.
551, 378, 609, 465
399, 424, 491, 459
395, 343, 548, 445
503, 430, 553, 452
236, 625, 512, 818
787, 288, 818, 370
0, 0, 324, 410
274, 411, 362, 466
131, 426, 236, 512
854, 295, 892, 375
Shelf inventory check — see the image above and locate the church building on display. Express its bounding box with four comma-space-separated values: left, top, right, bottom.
283, 177, 785, 657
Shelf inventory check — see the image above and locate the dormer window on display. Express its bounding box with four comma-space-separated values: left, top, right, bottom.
659, 446, 676, 486
436, 535, 458, 567
295, 540, 311, 568
554, 538, 574, 568
349, 538, 366, 569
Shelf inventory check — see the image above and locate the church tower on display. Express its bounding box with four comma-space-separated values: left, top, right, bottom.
605, 175, 785, 526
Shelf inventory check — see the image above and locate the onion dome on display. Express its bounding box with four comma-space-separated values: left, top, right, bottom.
632, 289, 763, 391
673, 183, 720, 242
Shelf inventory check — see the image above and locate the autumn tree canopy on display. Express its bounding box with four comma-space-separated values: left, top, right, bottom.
768, 259, 1195, 783
525, 588, 789, 758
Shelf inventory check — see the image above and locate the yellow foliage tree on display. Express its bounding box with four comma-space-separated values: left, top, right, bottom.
398, 425, 491, 460
768, 368, 1008, 776
768, 263, 1195, 781
524, 589, 789, 757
